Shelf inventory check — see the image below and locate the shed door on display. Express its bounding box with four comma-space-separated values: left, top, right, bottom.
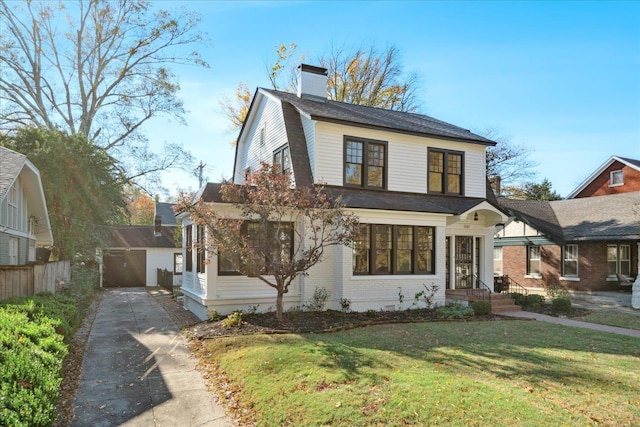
103, 250, 146, 287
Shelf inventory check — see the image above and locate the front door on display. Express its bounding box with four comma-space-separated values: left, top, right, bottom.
455, 236, 474, 288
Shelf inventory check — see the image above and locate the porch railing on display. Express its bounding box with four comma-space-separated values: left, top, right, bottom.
494, 275, 528, 295
457, 274, 492, 299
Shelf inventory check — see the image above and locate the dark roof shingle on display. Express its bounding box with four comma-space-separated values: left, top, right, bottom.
262, 89, 496, 146
107, 225, 178, 249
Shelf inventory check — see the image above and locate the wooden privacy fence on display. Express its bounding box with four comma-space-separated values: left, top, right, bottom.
157, 268, 182, 294
0, 261, 71, 300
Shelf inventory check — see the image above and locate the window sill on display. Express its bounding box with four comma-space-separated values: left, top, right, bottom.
352, 274, 437, 280
560, 276, 580, 282
524, 274, 542, 279
608, 183, 624, 188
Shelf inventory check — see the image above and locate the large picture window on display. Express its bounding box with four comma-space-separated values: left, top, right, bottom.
353, 224, 435, 275
562, 245, 578, 277
218, 222, 294, 276
428, 149, 463, 195
344, 136, 387, 189
526, 246, 541, 277
608, 244, 631, 276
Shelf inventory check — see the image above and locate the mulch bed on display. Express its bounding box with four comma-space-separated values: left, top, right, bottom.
187, 308, 505, 340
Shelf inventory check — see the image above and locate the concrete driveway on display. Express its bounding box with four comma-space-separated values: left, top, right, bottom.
71, 288, 233, 427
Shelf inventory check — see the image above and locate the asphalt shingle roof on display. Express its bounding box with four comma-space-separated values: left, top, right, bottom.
155, 202, 177, 225
498, 192, 640, 243
107, 225, 178, 249
262, 89, 497, 146
0, 146, 27, 202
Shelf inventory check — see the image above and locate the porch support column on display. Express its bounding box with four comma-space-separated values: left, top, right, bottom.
633, 242, 640, 309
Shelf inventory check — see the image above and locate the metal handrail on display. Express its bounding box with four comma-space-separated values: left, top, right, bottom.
503, 275, 528, 295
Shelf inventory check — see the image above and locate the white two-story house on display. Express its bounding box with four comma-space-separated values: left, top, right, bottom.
179, 64, 508, 319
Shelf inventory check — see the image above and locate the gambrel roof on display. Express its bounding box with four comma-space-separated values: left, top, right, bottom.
0, 146, 53, 245
261, 89, 497, 146
498, 192, 640, 244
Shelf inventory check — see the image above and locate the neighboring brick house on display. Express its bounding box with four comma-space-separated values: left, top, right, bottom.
494, 193, 640, 291
0, 146, 53, 265
178, 64, 508, 319
567, 156, 640, 198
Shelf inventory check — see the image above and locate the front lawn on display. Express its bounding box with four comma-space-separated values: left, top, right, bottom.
578, 310, 640, 330
193, 321, 640, 426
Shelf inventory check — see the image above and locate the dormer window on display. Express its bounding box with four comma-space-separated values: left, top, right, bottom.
344, 136, 387, 189
428, 149, 463, 195
273, 145, 291, 175
610, 170, 623, 187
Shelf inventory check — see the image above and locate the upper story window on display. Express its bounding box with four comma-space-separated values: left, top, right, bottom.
609, 170, 623, 187
428, 149, 463, 195
344, 136, 387, 189
273, 145, 291, 175
562, 244, 578, 277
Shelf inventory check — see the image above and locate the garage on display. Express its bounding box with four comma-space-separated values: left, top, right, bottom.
103, 250, 146, 287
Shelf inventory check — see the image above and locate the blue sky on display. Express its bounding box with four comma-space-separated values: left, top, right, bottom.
150, 0, 640, 198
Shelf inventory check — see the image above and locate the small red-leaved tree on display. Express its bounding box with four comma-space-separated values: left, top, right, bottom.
175, 163, 358, 320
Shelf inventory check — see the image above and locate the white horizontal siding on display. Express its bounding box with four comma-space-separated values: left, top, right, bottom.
314, 122, 488, 197
301, 115, 316, 180
235, 96, 288, 183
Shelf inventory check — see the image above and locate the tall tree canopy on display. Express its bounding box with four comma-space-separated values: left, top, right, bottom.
483, 128, 538, 189
0, 0, 208, 190
220, 43, 421, 132
503, 178, 563, 201
175, 163, 359, 320
1, 127, 128, 260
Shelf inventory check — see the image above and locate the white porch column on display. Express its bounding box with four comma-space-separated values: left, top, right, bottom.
632, 242, 640, 309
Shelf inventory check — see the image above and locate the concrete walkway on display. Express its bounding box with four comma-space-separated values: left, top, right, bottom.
71, 288, 233, 427
501, 310, 640, 338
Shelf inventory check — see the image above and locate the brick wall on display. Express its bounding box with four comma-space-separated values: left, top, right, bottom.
575, 161, 640, 197
501, 242, 638, 292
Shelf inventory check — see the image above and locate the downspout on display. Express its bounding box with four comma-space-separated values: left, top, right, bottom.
632, 242, 640, 309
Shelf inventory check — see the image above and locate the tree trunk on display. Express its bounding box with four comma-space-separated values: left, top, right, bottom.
275, 289, 284, 320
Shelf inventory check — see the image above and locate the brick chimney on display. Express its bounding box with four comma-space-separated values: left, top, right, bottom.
154, 215, 161, 237
297, 64, 328, 101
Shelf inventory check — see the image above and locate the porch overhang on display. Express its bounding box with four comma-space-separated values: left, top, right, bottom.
453, 201, 509, 226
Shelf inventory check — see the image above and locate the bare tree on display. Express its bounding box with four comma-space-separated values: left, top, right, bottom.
0, 0, 208, 189
220, 42, 421, 133
175, 163, 359, 320
483, 128, 538, 190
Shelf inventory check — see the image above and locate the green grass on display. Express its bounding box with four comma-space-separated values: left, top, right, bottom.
579, 310, 640, 330
196, 321, 640, 426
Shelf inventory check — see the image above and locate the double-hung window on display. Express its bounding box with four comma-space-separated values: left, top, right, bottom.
493, 247, 503, 276
526, 246, 541, 277
562, 245, 578, 277
273, 145, 291, 175
428, 149, 463, 195
608, 244, 630, 276
344, 136, 387, 189
185, 226, 193, 272
353, 224, 435, 275
196, 226, 206, 273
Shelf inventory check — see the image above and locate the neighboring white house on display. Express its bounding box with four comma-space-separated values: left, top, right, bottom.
179, 64, 508, 319
0, 146, 53, 265
99, 203, 181, 287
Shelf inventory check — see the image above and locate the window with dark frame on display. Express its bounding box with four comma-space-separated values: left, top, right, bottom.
196, 225, 206, 273
273, 145, 291, 175
344, 137, 387, 189
428, 149, 463, 195
174, 253, 183, 275
185, 225, 193, 272
562, 245, 578, 277
353, 224, 435, 275
218, 222, 294, 276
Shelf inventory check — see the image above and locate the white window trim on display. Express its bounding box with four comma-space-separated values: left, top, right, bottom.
561, 244, 579, 278
609, 170, 624, 187
560, 276, 580, 282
